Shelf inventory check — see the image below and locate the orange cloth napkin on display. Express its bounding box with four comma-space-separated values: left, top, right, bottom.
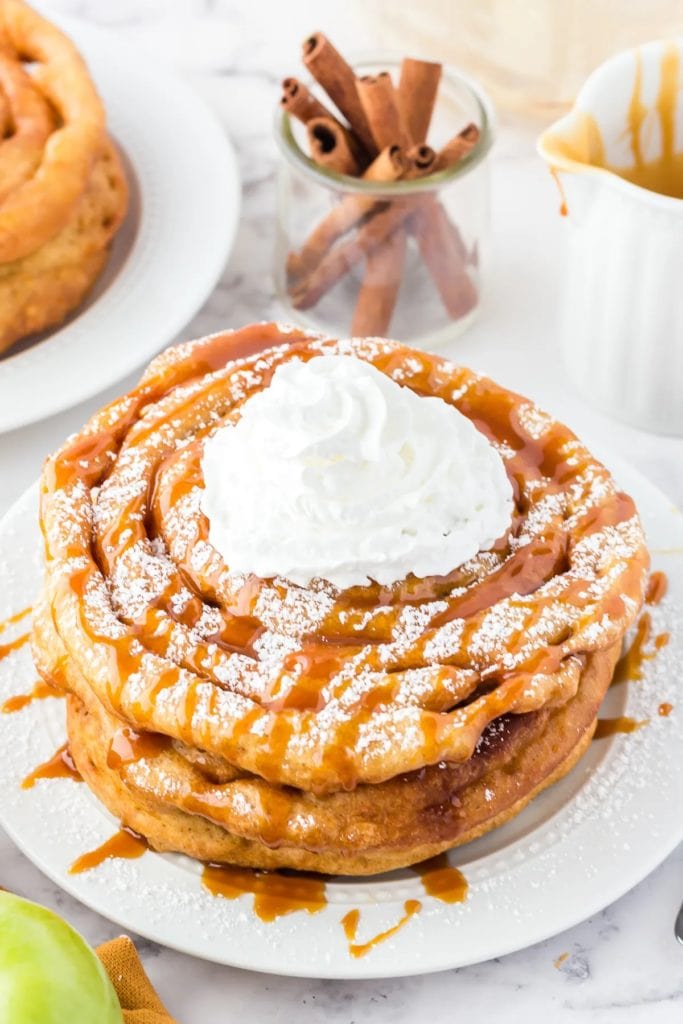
97, 936, 177, 1024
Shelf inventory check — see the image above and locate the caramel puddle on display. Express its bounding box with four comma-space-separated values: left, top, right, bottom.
412, 853, 468, 903
201, 863, 327, 922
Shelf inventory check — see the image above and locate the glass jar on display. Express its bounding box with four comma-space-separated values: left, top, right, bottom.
274, 59, 494, 349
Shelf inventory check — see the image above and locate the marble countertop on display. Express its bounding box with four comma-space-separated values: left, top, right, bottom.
1, 1, 682, 1021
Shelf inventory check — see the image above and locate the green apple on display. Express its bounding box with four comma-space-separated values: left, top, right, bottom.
0, 891, 122, 1024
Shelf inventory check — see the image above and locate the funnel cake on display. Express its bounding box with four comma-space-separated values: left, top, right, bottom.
0, 0, 128, 353
32, 323, 649, 875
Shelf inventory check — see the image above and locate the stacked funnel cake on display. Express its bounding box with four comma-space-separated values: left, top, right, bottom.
32, 323, 649, 875
0, 0, 128, 352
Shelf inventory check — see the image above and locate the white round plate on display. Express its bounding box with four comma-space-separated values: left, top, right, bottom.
0, 16, 240, 433
0, 458, 681, 980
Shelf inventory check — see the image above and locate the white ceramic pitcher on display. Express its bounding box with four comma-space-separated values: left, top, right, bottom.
538, 39, 683, 435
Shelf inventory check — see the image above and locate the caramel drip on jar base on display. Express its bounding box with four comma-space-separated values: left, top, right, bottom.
341, 900, 422, 958
611, 612, 669, 686
2, 680, 63, 714
201, 863, 327, 921
69, 828, 148, 875
0, 607, 31, 635
658, 702, 673, 717
411, 853, 469, 903
21, 744, 82, 789
645, 571, 668, 606
0, 631, 30, 662
593, 716, 648, 739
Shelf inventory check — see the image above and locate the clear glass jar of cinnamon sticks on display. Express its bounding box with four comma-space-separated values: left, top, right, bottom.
275, 35, 493, 347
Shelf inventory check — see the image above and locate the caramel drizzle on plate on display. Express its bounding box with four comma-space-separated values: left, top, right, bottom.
201, 863, 327, 922
2, 679, 63, 714
0, 607, 32, 662
593, 716, 648, 739
0, 606, 31, 635
337, 854, 467, 959
611, 611, 669, 687
411, 852, 469, 903
645, 571, 668, 606
341, 900, 422, 958
69, 828, 148, 875
21, 743, 82, 789
0, 630, 30, 662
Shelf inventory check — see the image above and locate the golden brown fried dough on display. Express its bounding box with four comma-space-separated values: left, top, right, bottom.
0, 0, 128, 353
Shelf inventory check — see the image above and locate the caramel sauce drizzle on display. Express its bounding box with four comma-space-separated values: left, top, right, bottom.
658, 702, 673, 717
550, 166, 569, 216
39, 327, 649, 797
106, 726, 171, 770
0, 631, 30, 662
21, 744, 82, 789
69, 828, 148, 875
2, 679, 63, 714
0, 606, 31, 635
611, 612, 669, 686
593, 716, 648, 739
645, 571, 668, 606
201, 863, 327, 921
411, 853, 469, 903
341, 900, 422, 958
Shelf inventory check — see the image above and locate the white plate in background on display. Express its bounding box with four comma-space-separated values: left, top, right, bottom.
0, 17, 240, 432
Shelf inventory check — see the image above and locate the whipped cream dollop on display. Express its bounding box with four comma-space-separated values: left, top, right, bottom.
200, 355, 513, 589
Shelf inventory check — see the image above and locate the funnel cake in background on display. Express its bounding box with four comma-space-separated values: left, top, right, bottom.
32, 323, 649, 875
0, 0, 128, 354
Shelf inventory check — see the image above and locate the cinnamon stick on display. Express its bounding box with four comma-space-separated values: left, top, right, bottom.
356, 72, 411, 151
406, 144, 437, 178
403, 143, 475, 318
412, 198, 477, 319
306, 117, 361, 176
350, 140, 436, 332
290, 201, 410, 310
302, 32, 376, 156
287, 145, 407, 283
434, 123, 480, 171
281, 77, 340, 126
352, 229, 406, 336
362, 144, 409, 184
397, 58, 442, 145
